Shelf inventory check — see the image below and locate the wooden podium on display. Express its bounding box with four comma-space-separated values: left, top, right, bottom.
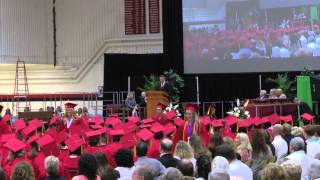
146, 91, 169, 118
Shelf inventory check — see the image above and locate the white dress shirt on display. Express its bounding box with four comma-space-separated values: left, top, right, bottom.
228, 160, 253, 180
272, 135, 288, 163
306, 137, 320, 158
285, 150, 313, 179
115, 167, 133, 180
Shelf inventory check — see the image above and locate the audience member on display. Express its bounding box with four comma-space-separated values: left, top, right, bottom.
174, 141, 197, 168
132, 165, 156, 180
72, 154, 100, 180
159, 167, 183, 180
95, 152, 117, 180
208, 133, 223, 157
282, 123, 294, 154
211, 156, 229, 171
308, 159, 320, 180
272, 124, 288, 163
235, 132, 252, 162
114, 148, 134, 179
177, 159, 194, 177
190, 135, 212, 159
209, 168, 230, 180
304, 125, 320, 158
135, 142, 166, 177
157, 138, 179, 168
196, 155, 211, 180
260, 163, 289, 180
215, 144, 253, 180
280, 160, 302, 180
44, 156, 66, 180
10, 162, 35, 180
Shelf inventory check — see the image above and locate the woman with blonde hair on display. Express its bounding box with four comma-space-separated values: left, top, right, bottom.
235, 132, 252, 162
260, 163, 289, 180
174, 141, 196, 168
182, 104, 200, 142
189, 135, 211, 159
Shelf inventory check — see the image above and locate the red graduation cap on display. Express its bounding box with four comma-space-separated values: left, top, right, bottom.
65, 135, 84, 152
22, 125, 37, 139
253, 117, 263, 126
28, 119, 43, 129
212, 120, 224, 128
173, 117, 185, 127
88, 116, 104, 125
301, 113, 315, 121
49, 115, 59, 125
163, 122, 176, 136
156, 102, 167, 110
90, 124, 104, 130
128, 116, 140, 124
238, 119, 251, 128
185, 103, 199, 113
266, 114, 280, 125
4, 138, 26, 152
64, 102, 77, 109
27, 134, 40, 144
105, 117, 121, 127
142, 118, 155, 124
109, 129, 125, 136
124, 123, 137, 134
14, 118, 26, 131
1, 134, 16, 143
36, 134, 59, 156
150, 124, 165, 133
200, 116, 211, 126
85, 130, 103, 139
224, 116, 238, 127
136, 128, 154, 142
280, 115, 293, 122
164, 111, 176, 120
2, 114, 11, 122
55, 129, 68, 144
261, 117, 270, 124
120, 133, 137, 149
139, 124, 152, 129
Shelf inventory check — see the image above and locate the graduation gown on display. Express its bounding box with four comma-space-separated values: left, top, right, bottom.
67, 117, 87, 136
199, 123, 211, 147
147, 139, 161, 158
152, 114, 168, 125
182, 122, 200, 142
0, 121, 12, 135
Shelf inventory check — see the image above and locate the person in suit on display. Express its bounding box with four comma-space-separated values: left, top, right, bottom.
156, 75, 172, 95
157, 138, 178, 168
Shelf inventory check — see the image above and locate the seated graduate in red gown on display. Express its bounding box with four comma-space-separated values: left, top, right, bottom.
148, 123, 166, 158
63, 103, 86, 136
0, 106, 13, 135
151, 102, 168, 125
182, 104, 200, 143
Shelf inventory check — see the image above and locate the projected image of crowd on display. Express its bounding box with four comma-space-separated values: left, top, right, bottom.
183, 5, 320, 60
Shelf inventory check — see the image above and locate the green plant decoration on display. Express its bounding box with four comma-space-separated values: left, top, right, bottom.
266, 73, 296, 98
139, 69, 185, 103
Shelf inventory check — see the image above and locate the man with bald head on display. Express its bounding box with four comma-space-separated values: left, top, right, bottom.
157, 138, 179, 168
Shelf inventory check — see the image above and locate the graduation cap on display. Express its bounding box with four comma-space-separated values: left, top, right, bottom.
212, 120, 224, 128
49, 115, 59, 125
85, 130, 103, 140
280, 115, 293, 123
123, 123, 137, 134
301, 113, 315, 121
105, 117, 121, 128
128, 116, 140, 124
266, 114, 280, 125
4, 138, 26, 152
150, 124, 165, 133
36, 134, 59, 156
14, 118, 26, 131
163, 123, 176, 137
28, 119, 43, 129
224, 116, 238, 127
22, 124, 37, 139
141, 118, 155, 124
65, 135, 85, 152
55, 129, 68, 144
120, 133, 137, 149
139, 124, 152, 129
136, 128, 154, 142
109, 129, 125, 143
88, 116, 104, 125
185, 103, 199, 113
90, 124, 104, 130
64, 102, 77, 109
27, 134, 40, 144
253, 117, 263, 126
1, 134, 16, 143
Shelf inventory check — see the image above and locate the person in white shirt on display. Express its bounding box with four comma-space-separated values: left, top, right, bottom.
215, 144, 253, 180
115, 148, 135, 180
304, 125, 320, 158
272, 124, 288, 163
284, 137, 312, 179
308, 159, 320, 180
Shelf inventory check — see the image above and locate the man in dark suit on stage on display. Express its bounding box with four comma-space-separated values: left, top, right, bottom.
157, 138, 178, 168
156, 75, 172, 95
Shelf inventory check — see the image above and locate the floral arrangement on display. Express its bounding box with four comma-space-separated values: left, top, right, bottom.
164, 103, 182, 117
227, 99, 250, 120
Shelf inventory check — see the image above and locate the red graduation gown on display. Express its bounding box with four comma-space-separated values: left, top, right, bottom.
147, 139, 161, 158
0, 121, 12, 135
182, 122, 200, 142
68, 118, 87, 137
199, 123, 211, 147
